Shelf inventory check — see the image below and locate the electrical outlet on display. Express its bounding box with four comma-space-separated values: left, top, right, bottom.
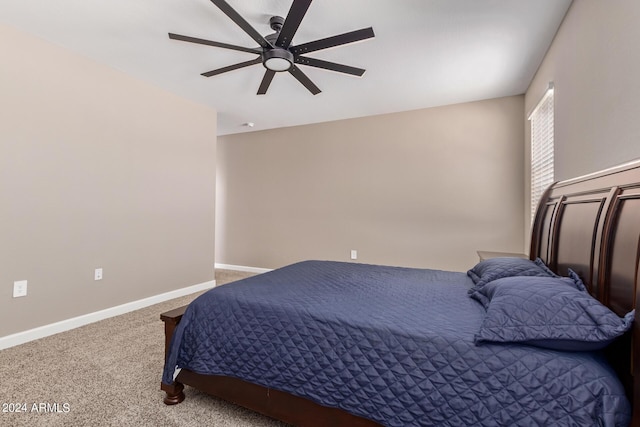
94, 268, 103, 281
13, 280, 27, 298
350, 249, 358, 260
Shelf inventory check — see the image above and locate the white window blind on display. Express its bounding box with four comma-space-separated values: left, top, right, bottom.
528, 83, 554, 223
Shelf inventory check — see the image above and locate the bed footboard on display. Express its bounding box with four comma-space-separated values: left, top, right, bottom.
160, 305, 188, 405
159, 304, 382, 425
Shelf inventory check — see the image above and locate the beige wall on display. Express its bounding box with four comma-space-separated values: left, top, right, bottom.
216, 96, 524, 272
0, 25, 217, 337
524, 0, 640, 244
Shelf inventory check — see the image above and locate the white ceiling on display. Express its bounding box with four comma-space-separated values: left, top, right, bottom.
0, 0, 572, 136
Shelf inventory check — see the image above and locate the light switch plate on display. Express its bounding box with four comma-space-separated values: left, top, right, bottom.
13, 280, 27, 298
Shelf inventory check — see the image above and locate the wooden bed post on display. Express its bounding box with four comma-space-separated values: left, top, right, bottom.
160, 305, 188, 405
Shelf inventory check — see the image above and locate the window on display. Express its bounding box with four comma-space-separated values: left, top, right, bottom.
528, 83, 554, 223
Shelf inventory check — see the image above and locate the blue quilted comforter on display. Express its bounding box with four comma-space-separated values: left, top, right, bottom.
162, 260, 630, 426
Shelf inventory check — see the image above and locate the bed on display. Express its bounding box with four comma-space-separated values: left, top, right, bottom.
160, 159, 640, 426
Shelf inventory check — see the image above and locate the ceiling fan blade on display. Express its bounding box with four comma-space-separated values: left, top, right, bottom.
295, 56, 366, 77
257, 70, 276, 95
168, 33, 261, 54
288, 65, 321, 95
276, 0, 312, 49
210, 0, 272, 48
201, 57, 262, 77
292, 27, 375, 55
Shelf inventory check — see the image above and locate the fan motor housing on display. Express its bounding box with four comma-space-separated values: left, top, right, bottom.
262, 16, 293, 72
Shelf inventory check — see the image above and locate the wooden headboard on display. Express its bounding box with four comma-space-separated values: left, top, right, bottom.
529, 159, 640, 424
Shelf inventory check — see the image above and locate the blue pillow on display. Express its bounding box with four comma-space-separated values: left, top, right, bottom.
467, 257, 556, 292
471, 273, 634, 351
469, 272, 584, 309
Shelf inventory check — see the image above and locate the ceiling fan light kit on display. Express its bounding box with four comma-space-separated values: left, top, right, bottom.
169, 0, 375, 95
263, 48, 294, 72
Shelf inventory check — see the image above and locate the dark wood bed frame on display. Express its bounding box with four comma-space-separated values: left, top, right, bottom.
161, 159, 640, 426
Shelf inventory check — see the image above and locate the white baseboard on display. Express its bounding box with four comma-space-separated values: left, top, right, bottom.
0, 279, 216, 351
215, 263, 272, 274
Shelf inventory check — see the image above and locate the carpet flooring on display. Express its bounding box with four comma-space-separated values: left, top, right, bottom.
0, 270, 290, 427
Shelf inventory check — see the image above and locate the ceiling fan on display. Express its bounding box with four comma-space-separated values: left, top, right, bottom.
168, 0, 375, 95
